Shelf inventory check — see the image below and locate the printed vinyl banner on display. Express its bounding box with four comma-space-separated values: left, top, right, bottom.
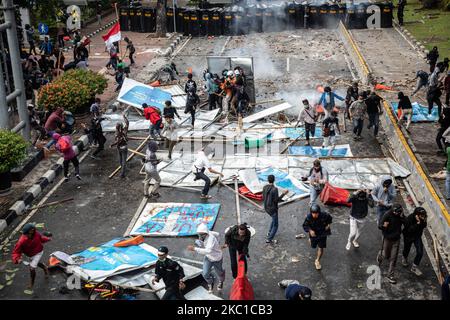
69, 239, 159, 281
130, 203, 221, 237
288, 144, 353, 157
391, 101, 439, 122
256, 167, 310, 200
117, 78, 172, 111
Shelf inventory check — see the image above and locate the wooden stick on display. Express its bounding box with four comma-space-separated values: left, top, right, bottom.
250, 99, 284, 106
27, 197, 74, 211
234, 178, 241, 224
128, 148, 145, 157
163, 185, 202, 193
219, 181, 263, 211
109, 135, 151, 178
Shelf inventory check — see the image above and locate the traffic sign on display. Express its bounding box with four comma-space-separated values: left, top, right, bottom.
38, 23, 49, 35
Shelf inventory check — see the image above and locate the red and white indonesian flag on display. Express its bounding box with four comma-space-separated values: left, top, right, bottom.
102, 22, 121, 48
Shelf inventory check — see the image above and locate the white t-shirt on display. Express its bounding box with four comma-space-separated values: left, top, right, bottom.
192, 151, 211, 173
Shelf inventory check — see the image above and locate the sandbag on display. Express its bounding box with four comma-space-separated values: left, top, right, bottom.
229, 255, 254, 300
319, 182, 351, 207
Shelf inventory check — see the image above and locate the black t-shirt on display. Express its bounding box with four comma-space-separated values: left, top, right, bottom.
398, 96, 412, 110
323, 117, 339, 136
365, 95, 381, 114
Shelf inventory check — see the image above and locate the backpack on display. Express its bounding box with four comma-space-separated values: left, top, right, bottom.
58, 137, 71, 152
144, 107, 161, 124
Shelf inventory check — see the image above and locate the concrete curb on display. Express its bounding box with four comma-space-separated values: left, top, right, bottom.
65, 19, 118, 52
0, 135, 89, 233
161, 34, 183, 57
393, 21, 429, 57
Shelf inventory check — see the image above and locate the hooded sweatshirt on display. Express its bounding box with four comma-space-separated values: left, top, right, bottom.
402, 212, 427, 242
194, 231, 222, 262
302, 211, 333, 238
371, 175, 396, 208
205, 73, 218, 94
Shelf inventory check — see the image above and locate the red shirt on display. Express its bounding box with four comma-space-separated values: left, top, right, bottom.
12, 232, 51, 263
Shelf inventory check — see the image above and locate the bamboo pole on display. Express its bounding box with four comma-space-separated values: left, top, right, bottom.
219, 181, 263, 211
109, 135, 151, 178
234, 178, 241, 224
128, 148, 145, 157
27, 197, 74, 211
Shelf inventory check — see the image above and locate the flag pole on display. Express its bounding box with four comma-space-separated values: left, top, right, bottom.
114, 2, 122, 58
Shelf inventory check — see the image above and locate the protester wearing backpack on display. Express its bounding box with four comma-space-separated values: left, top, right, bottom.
346, 189, 370, 250
143, 103, 163, 139
52, 133, 81, 181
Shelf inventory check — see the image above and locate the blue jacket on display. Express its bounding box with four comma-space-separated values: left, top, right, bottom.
319, 92, 344, 108
40, 41, 53, 55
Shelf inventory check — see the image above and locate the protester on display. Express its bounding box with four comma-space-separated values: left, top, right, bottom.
124, 37, 136, 66
366, 90, 383, 136
90, 98, 101, 118
106, 44, 118, 70
220, 71, 234, 122
371, 175, 396, 225
143, 103, 163, 139
53, 133, 81, 181
322, 110, 340, 155
82, 117, 106, 160
205, 72, 220, 110
277, 280, 312, 300
25, 24, 37, 55
110, 112, 129, 178
349, 92, 367, 140
96, 2, 102, 26
427, 64, 443, 119
296, 99, 318, 146
346, 189, 370, 250
302, 204, 333, 270
75, 43, 89, 65
223, 223, 251, 279
187, 223, 225, 293
142, 141, 161, 198
397, 0, 406, 26
427, 46, 439, 73
163, 100, 180, 120
161, 116, 178, 160
345, 82, 359, 120
307, 159, 329, 206
44, 107, 65, 138
39, 36, 53, 56
402, 207, 427, 276
184, 88, 200, 126
185, 73, 197, 93
12, 223, 51, 295
263, 174, 288, 244
412, 70, 429, 96
152, 246, 186, 300
114, 66, 125, 92
318, 86, 345, 118
378, 204, 405, 284
397, 91, 413, 131
436, 107, 450, 153
191, 146, 224, 199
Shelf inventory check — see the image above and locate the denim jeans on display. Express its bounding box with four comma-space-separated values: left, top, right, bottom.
305, 123, 316, 142
118, 147, 128, 177
352, 118, 364, 136
149, 119, 162, 138
194, 170, 211, 195
376, 205, 390, 226
202, 256, 225, 285
403, 237, 424, 266
368, 112, 379, 136
309, 186, 321, 206
267, 212, 279, 241
446, 170, 450, 199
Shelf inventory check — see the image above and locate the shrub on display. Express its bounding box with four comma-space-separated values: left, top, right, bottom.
0, 130, 28, 173
61, 69, 108, 96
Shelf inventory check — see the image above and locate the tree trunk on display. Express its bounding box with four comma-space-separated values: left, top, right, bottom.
156, 0, 167, 37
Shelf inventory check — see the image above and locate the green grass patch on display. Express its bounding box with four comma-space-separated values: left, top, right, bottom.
395, 0, 450, 58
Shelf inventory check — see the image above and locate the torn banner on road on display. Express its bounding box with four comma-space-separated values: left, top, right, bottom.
130, 203, 220, 237
288, 144, 353, 157
117, 78, 172, 111
391, 101, 439, 122
256, 167, 310, 201
66, 238, 159, 282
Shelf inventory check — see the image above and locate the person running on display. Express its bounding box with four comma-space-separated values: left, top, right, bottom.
366, 91, 383, 137
187, 223, 225, 293
318, 86, 345, 118
185, 73, 197, 93
82, 117, 106, 160
349, 92, 367, 140
322, 110, 340, 156
106, 44, 118, 70
52, 133, 81, 181
307, 159, 329, 206
191, 146, 224, 199
110, 112, 129, 178
223, 223, 251, 279
277, 280, 312, 300
205, 72, 220, 110
346, 189, 370, 250
263, 174, 288, 244
427, 64, 443, 119
184, 88, 200, 126
143, 141, 161, 198
397, 91, 413, 132
296, 99, 318, 146
143, 103, 163, 139
371, 175, 396, 225
412, 70, 429, 96
345, 82, 359, 120
124, 37, 136, 66
402, 207, 427, 276
302, 204, 333, 270
427, 46, 439, 73
152, 246, 186, 300
163, 100, 180, 120
378, 204, 405, 284
12, 223, 52, 295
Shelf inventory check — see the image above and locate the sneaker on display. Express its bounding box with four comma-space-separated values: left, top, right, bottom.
64, 176, 69, 182
401, 256, 409, 267
207, 284, 213, 293
24, 289, 34, 295
345, 242, 351, 251
315, 259, 322, 270
265, 239, 272, 244
200, 194, 212, 199
295, 233, 306, 239
76, 175, 82, 180
352, 240, 360, 248
217, 281, 224, 290
386, 276, 397, 284
411, 264, 423, 276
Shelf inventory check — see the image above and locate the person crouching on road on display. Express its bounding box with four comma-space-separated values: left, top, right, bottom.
191, 146, 224, 199
346, 189, 369, 250
402, 207, 427, 276
278, 280, 312, 300
187, 223, 225, 293
12, 223, 52, 295
378, 204, 405, 284
152, 246, 186, 300
142, 141, 161, 198
52, 133, 81, 182
263, 174, 288, 244
302, 204, 332, 270
223, 223, 251, 279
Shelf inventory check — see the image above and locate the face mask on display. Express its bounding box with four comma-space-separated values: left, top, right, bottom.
199, 234, 207, 241
303, 103, 309, 108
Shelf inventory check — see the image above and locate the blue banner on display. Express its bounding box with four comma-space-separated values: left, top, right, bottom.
283, 127, 323, 140
118, 78, 172, 111
391, 101, 439, 122
256, 167, 309, 198
288, 145, 351, 157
